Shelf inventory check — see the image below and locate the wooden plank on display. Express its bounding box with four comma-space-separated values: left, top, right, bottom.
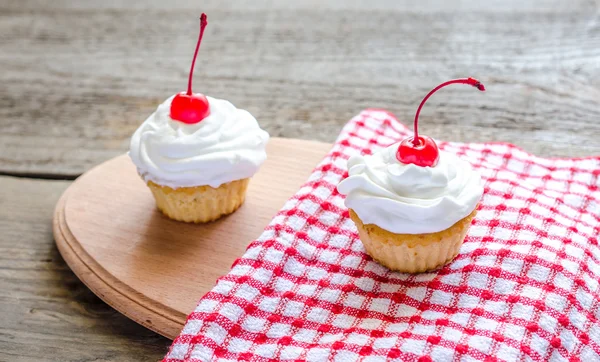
0, 176, 169, 361
1, 0, 599, 177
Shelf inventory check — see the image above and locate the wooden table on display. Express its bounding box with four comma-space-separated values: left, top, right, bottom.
1, 1, 599, 360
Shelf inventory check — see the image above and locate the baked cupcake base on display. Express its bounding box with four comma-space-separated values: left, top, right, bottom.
349, 208, 477, 273
147, 178, 249, 223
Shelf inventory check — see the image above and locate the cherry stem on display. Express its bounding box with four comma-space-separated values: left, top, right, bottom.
186, 13, 208, 96
412, 77, 485, 146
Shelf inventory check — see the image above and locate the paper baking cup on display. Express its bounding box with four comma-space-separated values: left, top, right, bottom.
147, 178, 249, 223
349, 208, 477, 273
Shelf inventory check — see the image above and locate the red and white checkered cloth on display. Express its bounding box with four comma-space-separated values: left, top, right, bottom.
164, 109, 600, 362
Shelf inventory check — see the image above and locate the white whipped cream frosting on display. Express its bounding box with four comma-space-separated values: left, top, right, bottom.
129, 95, 269, 189
337, 143, 483, 234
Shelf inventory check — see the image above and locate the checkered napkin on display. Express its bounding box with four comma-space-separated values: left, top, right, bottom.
164, 109, 600, 362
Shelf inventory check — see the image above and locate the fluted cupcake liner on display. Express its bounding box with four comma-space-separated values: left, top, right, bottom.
147, 178, 250, 223
349, 208, 477, 273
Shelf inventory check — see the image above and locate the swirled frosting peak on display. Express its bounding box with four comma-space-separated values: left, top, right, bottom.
337, 143, 483, 234
129, 95, 269, 189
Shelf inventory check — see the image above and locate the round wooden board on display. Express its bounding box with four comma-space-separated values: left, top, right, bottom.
53, 137, 331, 340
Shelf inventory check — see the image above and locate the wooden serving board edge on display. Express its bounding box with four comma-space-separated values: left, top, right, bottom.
53, 167, 186, 339
53, 138, 333, 340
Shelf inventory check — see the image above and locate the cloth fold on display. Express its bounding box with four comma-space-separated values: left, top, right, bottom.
165, 109, 600, 362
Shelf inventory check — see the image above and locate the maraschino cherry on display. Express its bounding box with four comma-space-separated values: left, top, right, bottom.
170, 13, 211, 124
396, 78, 485, 167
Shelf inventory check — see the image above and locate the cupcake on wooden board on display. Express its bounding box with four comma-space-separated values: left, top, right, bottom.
337, 78, 485, 273
129, 14, 269, 223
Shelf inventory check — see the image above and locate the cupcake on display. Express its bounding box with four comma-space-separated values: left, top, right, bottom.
337, 78, 485, 273
129, 14, 269, 223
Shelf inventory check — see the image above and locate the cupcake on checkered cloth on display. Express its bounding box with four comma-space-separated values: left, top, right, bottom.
338, 78, 486, 273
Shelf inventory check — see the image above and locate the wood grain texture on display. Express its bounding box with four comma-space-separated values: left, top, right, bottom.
1, 0, 599, 177
1, 1, 600, 361
53, 138, 330, 340
0, 176, 170, 362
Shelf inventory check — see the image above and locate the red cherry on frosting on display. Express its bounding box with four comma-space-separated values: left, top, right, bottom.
396, 77, 485, 167
170, 92, 210, 124
396, 136, 439, 167
170, 13, 210, 124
